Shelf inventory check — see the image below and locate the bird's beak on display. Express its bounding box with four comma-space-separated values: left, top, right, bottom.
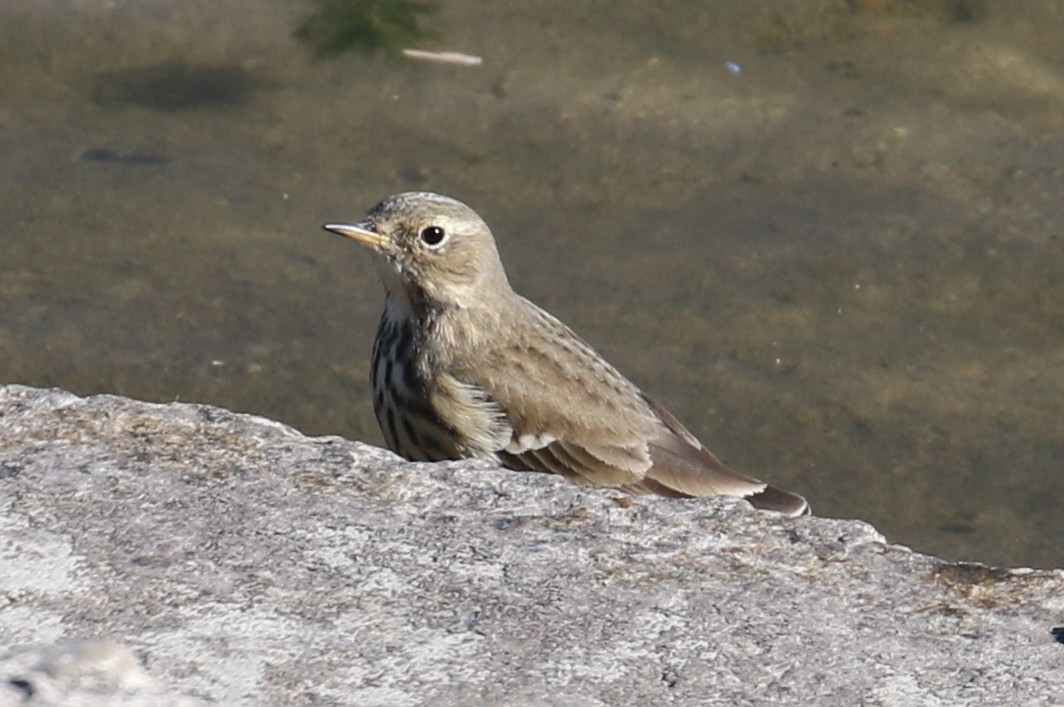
322, 222, 388, 249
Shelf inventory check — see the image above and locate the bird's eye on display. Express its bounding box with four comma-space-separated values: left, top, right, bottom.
419, 226, 447, 247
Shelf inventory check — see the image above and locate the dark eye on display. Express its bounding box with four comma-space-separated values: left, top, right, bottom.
419, 225, 446, 247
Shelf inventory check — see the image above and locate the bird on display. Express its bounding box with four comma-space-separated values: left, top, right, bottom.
323, 191, 809, 516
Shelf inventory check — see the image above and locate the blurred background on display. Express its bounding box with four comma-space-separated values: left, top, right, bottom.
2, 0, 1062, 568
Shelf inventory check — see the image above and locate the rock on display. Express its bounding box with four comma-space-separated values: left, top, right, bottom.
0, 384, 1061, 705
0, 639, 200, 706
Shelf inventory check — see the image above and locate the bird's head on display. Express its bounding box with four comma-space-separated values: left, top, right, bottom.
324, 192, 511, 311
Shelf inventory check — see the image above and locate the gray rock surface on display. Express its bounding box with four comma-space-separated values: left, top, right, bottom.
0, 639, 200, 707
0, 385, 1061, 706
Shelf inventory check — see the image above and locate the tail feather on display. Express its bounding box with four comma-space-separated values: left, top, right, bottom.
747, 484, 810, 517
642, 394, 810, 516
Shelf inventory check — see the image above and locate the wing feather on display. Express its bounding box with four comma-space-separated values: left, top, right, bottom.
444, 299, 808, 515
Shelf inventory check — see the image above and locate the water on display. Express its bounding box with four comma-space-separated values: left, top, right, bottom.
2, 0, 1062, 568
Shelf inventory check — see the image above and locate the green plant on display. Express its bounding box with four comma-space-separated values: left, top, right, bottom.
295, 0, 436, 55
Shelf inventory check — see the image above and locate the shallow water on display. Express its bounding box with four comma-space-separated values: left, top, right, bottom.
2, 0, 1062, 568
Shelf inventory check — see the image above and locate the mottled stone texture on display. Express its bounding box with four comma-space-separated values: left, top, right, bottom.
0, 385, 1061, 705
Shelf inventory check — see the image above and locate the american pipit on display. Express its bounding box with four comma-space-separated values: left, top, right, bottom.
324, 192, 809, 516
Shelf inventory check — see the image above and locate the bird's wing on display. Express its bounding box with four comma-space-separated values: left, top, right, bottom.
464, 305, 657, 485
467, 303, 808, 514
